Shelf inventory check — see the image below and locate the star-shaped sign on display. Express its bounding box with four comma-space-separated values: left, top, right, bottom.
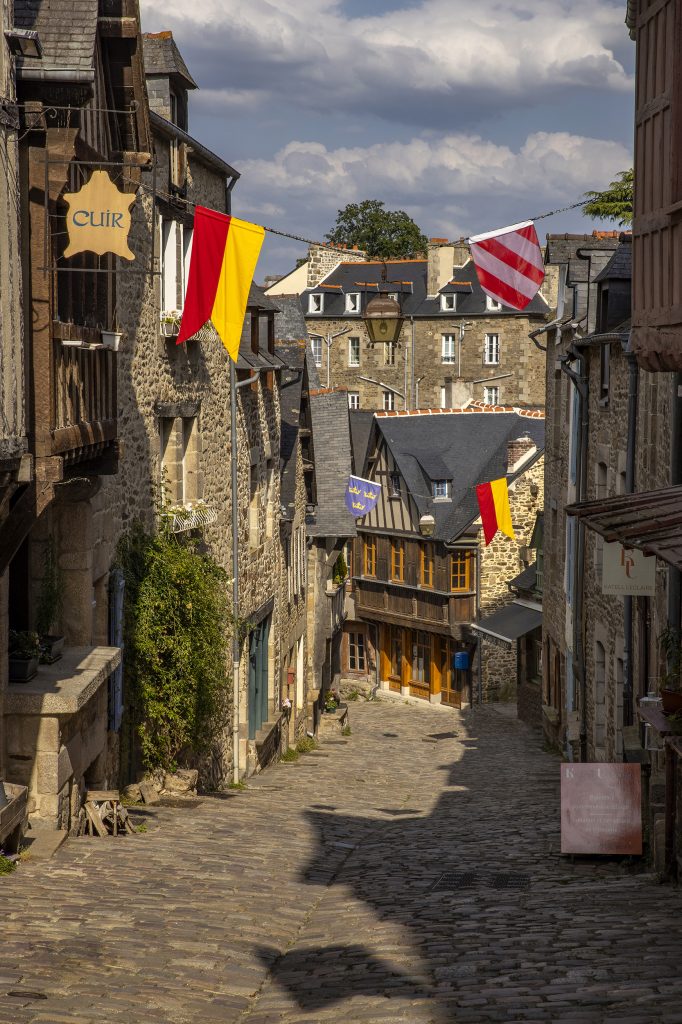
63, 170, 137, 261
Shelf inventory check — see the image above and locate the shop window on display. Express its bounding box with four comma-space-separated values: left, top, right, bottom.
349, 631, 366, 671
412, 630, 431, 684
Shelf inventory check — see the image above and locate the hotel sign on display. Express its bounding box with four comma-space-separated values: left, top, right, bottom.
63, 170, 137, 261
602, 541, 656, 597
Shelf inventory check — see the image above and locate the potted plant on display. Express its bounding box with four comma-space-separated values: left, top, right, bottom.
332, 552, 348, 587
9, 630, 41, 683
659, 627, 682, 713
35, 539, 64, 664
324, 689, 340, 714
160, 310, 181, 337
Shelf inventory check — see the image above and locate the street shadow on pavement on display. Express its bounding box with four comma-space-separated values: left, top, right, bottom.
255, 944, 433, 1011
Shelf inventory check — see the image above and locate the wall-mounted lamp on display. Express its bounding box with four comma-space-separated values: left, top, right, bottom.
4, 29, 42, 58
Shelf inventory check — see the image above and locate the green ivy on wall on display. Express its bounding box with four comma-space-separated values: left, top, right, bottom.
117, 523, 232, 773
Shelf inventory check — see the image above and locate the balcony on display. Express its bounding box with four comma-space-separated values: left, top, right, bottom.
51, 324, 117, 460
326, 581, 347, 636
354, 578, 475, 637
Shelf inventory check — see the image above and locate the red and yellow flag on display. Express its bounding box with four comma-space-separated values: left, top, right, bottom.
476, 478, 515, 546
177, 206, 265, 361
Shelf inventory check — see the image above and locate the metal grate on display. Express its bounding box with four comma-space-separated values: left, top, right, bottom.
432, 872, 478, 890
490, 873, 531, 890
432, 871, 531, 892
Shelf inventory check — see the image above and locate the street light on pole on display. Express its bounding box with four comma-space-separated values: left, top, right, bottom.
308, 328, 351, 389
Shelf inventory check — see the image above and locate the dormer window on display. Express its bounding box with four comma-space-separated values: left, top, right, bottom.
387, 292, 398, 302
309, 293, 324, 314
441, 293, 456, 311
345, 292, 360, 314
432, 479, 450, 500
486, 295, 502, 312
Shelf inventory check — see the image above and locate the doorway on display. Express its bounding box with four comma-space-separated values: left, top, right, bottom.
248, 616, 270, 740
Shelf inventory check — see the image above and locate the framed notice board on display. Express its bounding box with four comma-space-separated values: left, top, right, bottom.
560, 763, 642, 855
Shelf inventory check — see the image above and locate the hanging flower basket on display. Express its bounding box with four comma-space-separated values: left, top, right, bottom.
159, 501, 218, 534
101, 330, 122, 351
160, 311, 181, 337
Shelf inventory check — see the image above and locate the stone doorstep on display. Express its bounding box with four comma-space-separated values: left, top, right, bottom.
20, 828, 68, 861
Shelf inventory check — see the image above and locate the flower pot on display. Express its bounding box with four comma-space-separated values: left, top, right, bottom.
9, 656, 39, 683
39, 634, 64, 664
101, 330, 122, 351
661, 688, 682, 714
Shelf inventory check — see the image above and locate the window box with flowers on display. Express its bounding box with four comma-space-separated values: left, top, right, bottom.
159, 500, 218, 534
160, 310, 182, 337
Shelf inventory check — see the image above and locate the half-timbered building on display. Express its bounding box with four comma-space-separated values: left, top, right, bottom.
344, 406, 545, 706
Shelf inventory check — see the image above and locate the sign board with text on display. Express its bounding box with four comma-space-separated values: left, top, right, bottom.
63, 170, 137, 261
602, 541, 656, 597
560, 763, 642, 855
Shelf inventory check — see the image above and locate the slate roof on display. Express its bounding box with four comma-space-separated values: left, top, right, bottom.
371, 411, 545, 542
594, 235, 632, 283
235, 285, 286, 371
142, 32, 197, 89
349, 411, 375, 476
306, 390, 356, 539
14, 0, 98, 76
275, 296, 312, 520
301, 258, 549, 320
509, 562, 538, 595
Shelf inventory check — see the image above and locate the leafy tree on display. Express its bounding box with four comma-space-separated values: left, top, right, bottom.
582, 169, 633, 226
325, 199, 428, 259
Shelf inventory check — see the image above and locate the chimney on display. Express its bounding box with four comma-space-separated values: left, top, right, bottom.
306, 242, 366, 289
507, 433, 536, 472
427, 240, 455, 297
453, 241, 469, 268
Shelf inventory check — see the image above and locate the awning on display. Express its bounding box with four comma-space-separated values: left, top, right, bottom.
470, 602, 542, 649
565, 486, 682, 571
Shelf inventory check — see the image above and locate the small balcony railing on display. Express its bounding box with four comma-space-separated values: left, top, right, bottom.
51, 324, 117, 456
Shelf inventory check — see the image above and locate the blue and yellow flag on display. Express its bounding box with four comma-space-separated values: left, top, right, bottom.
345, 475, 381, 518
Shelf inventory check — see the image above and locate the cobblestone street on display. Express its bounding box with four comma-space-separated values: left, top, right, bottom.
2, 698, 682, 1024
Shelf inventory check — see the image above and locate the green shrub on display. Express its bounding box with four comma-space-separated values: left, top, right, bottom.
342, 725, 352, 737
117, 523, 232, 774
0, 854, 17, 876
280, 748, 299, 762
296, 736, 318, 753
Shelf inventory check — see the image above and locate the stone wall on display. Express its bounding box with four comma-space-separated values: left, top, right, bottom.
479, 454, 545, 701
306, 244, 365, 288
304, 312, 548, 411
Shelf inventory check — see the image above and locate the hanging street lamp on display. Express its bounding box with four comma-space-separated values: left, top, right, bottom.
363, 263, 404, 344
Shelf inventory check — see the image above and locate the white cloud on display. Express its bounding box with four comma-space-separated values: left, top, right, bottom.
139, 0, 632, 125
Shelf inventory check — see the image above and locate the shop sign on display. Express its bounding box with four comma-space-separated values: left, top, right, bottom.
63, 170, 136, 260
602, 541, 656, 597
560, 763, 642, 855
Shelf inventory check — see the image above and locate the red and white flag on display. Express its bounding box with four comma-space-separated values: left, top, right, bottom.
469, 220, 545, 311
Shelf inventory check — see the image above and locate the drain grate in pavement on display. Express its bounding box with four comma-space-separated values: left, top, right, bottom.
431, 871, 531, 892
432, 872, 478, 890
490, 873, 531, 890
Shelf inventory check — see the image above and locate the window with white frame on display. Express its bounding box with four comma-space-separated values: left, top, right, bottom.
348, 336, 360, 366
483, 385, 499, 405
348, 392, 360, 409
311, 337, 322, 367
384, 342, 397, 366
349, 631, 366, 672
387, 292, 398, 302
345, 292, 360, 314
383, 390, 395, 411
484, 333, 500, 364
308, 293, 324, 313
432, 479, 450, 500
440, 293, 456, 311
442, 334, 456, 364
160, 218, 178, 313
486, 295, 502, 311
180, 224, 193, 306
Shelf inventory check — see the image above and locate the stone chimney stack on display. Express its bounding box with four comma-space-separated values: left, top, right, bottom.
306, 243, 366, 289
427, 239, 455, 297
507, 432, 536, 471
453, 241, 470, 268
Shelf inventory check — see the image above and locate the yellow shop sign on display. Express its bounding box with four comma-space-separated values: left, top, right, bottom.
63, 170, 137, 261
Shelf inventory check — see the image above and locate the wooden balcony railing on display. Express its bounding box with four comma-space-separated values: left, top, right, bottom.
51, 325, 117, 457
354, 578, 475, 634
326, 582, 347, 637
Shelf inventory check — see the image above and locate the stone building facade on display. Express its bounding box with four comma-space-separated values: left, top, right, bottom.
267, 242, 557, 411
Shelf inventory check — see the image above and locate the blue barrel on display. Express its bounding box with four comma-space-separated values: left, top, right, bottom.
454, 651, 469, 671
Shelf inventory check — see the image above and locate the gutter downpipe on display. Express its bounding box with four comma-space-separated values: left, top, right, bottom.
231, 365, 261, 784
668, 372, 682, 655
225, 174, 239, 215
561, 349, 588, 761
410, 316, 415, 408
623, 348, 639, 727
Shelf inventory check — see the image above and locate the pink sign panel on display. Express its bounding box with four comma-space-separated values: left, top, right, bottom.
560, 763, 642, 855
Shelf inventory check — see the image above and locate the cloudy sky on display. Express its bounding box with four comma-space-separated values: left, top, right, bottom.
139, 0, 634, 278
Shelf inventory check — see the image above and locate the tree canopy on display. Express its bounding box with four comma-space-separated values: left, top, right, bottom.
324, 199, 429, 260
582, 169, 633, 227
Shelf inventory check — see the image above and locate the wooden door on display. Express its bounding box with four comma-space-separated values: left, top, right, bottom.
441, 640, 464, 708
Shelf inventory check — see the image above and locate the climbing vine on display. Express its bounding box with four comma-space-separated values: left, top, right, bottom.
117, 523, 232, 773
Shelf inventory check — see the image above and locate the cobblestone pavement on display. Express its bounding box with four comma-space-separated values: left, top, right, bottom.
3, 699, 682, 1024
